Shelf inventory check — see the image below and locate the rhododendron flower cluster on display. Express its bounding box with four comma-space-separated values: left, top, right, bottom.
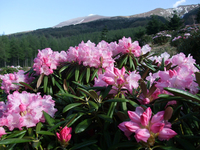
116, 37, 141, 57
56, 126, 72, 148
94, 66, 141, 94
0, 70, 34, 94
118, 107, 177, 146
33, 48, 60, 75
0, 91, 57, 131
66, 40, 115, 68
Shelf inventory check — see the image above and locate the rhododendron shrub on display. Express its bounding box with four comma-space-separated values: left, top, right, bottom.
0, 36, 200, 150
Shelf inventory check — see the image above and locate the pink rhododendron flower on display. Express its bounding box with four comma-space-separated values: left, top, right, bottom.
33, 48, 59, 75
94, 66, 141, 95
118, 107, 177, 146
0, 91, 57, 131
117, 37, 141, 57
1, 70, 34, 94
0, 127, 6, 139
66, 40, 114, 69
56, 126, 72, 148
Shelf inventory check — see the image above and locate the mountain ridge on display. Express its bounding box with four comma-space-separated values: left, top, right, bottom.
53, 4, 199, 28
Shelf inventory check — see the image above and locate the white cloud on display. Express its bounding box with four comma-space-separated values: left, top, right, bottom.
173, 0, 186, 8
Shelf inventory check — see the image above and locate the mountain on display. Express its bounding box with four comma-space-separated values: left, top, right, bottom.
53, 4, 199, 28
54, 15, 110, 28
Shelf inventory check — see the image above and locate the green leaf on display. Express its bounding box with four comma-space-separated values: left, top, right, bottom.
55, 81, 65, 93
141, 62, 156, 72
0, 138, 33, 145
86, 67, 90, 83
98, 114, 113, 122
19, 82, 34, 91
48, 120, 67, 132
43, 111, 54, 126
67, 113, 84, 127
108, 142, 140, 150
5, 130, 27, 139
175, 137, 196, 150
75, 66, 80, 81
112, 130, 121, 145
104, 98, 129, 103
164, 87, 200, 102
59, 64, 70, 74
88, 101, 99, 110
78, 68, 86, 82
36, 122, 42, 133
43, 75, 48, 93
70, 140, 97, 150
56, 93, 84, 101
102, 85, 112, 99
107, 102, 117, 118
128, 100, 139, 107
63, 103, 83, 113
36, 131, 55, 136
75, 118, 92, 133
66, 67, 75, 80
119, 55, 128, 68
91, 69, 99, 81
129, 55, 135, 70
51, 75, 55, 86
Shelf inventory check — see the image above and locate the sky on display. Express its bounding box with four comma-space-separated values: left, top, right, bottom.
0, 0, 199, 35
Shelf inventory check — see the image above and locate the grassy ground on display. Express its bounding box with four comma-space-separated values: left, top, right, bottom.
150, 41, 178, 56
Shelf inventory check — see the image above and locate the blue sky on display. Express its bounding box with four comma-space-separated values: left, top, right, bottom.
0, 0, 199, 35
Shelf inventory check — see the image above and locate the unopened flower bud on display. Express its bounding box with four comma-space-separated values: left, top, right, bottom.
164, 106, 173, 120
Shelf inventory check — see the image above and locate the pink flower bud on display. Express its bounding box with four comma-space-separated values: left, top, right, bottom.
102, 76, 115, 85
56, 126, 72, 148
158, 128, 177, 141
19, 104, 26, 112
134, 128, 150, 143
117, 77, 125, 85
114, 67, 121, 76
150, 122, 165, 133
140, 107, 152, 127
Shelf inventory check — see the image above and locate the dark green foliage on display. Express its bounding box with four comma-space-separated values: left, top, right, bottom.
176, 30, 200, 64
196, 4, 200, 23
168, 11, 184, 31
146, 15, 163, 35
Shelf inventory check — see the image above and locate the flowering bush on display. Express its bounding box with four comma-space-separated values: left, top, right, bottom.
0, 36, 200, 150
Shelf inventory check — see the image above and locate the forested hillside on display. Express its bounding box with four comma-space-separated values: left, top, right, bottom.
0, 4, 199, 68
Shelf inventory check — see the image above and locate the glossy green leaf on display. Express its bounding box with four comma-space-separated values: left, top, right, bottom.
48, 120, 67, 132
104, 98, 129, 103
88, 101, 99, 110
43, 75, 48, 93
164, 87, 200, 102
55, 81, 65, 93
63, 103, 82, 113
67, 113, 84, 127
19, 82, 34, 91
56, 93, 84, 101
5, 130, 27, 139
107, 102, 117, 118
129, 55, 135, 70
36, 122, 42, 133
175, 137, 196, 150
43, 111, 54, 126
59, 64, 70, 74
66, 67, 75, 80
119, 55, 128, 68
78, 68, 86, 82
86, 67, 90, 83
70, 140, 97, 150
75, 66, 80, 81
128, 100, 139, 107
51, 76, 55, 86
75, 118, 92, 133
0, 138, 33, 145
36, 131, 55, 136
102, 85, 112, 99
91, 69, 98, 81
98, 114, 113, 122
